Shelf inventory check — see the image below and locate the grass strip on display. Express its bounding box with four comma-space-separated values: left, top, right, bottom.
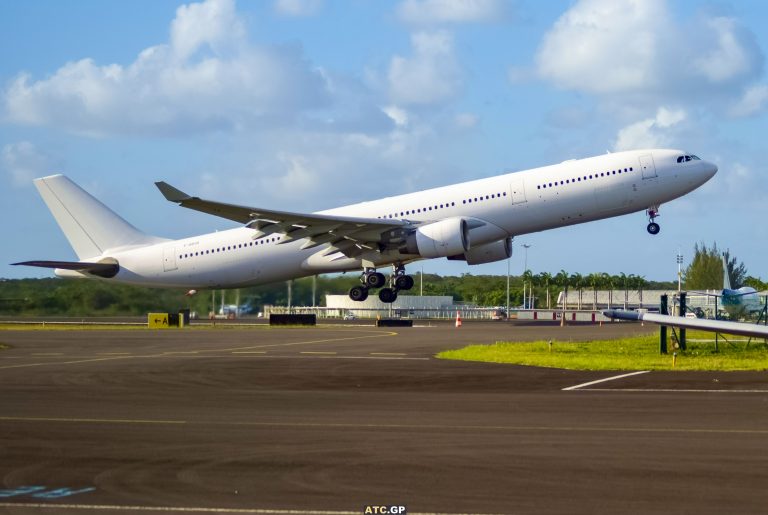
437, 333, 768, 371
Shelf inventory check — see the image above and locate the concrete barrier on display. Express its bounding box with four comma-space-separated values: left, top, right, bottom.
269, 314, 317, 326
517, 310, 611, 322
375, 319, 413, 327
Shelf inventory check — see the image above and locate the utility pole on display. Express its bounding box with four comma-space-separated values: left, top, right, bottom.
522, 244, 531, 309
506, 257, 510, 315
287, 280, 293, 311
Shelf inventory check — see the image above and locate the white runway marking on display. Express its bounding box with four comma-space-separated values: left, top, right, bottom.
585, 388, 768, 393
562, 370, 650, 391
0, 503, 505, 515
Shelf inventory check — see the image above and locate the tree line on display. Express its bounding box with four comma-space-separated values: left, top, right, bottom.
1, 242, 762, 316
0, 273, 677, 317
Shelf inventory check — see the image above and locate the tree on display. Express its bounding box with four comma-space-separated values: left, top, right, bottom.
601, 273, 614, 309
630, 274, 648, 307
723, 249, 747, 288
683, 242, 747, 290
522, 269, 534, 309
539, 271, 553, 308
570, 273, 584, 310
744, 276, 767, 291
618, 272, 629, 309
587, 273, 602, 310
554, 269, 569, 309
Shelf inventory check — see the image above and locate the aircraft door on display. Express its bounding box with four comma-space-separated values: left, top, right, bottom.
509, 177, 527, 205
639, 154, 657, 179
163, 246, 178, 272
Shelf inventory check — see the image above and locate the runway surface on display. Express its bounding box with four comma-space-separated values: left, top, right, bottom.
1, 321, 767, 514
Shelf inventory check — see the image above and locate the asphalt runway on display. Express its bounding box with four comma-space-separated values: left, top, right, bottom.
1, 321, 767, 515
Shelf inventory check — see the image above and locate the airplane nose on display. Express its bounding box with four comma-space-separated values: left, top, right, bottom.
705, 161, 718, 179
697, 160, 717, 182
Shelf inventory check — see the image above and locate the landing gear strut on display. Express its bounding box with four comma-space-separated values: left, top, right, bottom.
646, 207, 660, 235
347, 264, 414, 303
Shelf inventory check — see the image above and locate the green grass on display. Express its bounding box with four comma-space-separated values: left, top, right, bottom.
437, 333, 768, 371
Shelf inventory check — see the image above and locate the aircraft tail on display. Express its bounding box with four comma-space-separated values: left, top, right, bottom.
34, 174, 163, 260
722, 254, 732, 290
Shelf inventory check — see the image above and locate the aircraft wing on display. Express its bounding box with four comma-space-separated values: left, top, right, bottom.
155, 181, 410, 257
603, 310, 768, 338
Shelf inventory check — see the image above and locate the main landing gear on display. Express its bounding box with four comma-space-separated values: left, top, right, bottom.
646, 207, 660, 235
348, 264, 414, 303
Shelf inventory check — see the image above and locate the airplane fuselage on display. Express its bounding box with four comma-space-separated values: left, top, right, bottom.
49, 148, 717, 289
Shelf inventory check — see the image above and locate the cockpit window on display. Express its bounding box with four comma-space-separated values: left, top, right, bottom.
676, 155, 700, 163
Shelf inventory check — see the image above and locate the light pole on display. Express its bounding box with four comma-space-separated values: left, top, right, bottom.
522, 244, 531, 309
506, 257, 510, 317
676, 252, 683, 293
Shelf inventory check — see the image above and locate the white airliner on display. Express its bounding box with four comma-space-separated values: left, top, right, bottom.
14, 149, 717, 303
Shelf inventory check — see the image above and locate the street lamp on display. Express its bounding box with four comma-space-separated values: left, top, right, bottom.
522, 244, 532, 309
523, 244, 531, 273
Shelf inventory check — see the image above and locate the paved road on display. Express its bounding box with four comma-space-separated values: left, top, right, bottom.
0, 322, 767, 514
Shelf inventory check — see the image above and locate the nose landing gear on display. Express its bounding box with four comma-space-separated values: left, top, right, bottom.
646, 207, 660, 235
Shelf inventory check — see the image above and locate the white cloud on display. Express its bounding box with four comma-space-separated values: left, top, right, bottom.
1, 142, 54, 187
454, 112, 478, 129
2, 0, 330, 136
535, 0, 763, 102
387, 31, 462, 106
613, 107, 686, 151
396, 0, 505, 25
382, 105, 409, 127
730, 84, 768, 117
275, 153, 319, 195
692, 17, 760, 84
274, 0, 323, 17
171, 0, 245, 60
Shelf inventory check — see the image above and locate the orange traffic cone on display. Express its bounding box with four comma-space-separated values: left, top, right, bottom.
455, 310, 462, 328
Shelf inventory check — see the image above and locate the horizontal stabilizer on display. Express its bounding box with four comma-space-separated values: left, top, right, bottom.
13, 260, 120, 278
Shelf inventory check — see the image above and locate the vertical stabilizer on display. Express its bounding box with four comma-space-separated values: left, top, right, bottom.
34, 175, 162, 260
722, 254, 732, 290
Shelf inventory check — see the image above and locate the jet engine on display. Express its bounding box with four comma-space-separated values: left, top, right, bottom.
403, 218, 469, 258
448, 237, 512, 265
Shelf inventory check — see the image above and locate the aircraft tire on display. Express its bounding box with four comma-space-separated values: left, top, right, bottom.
378, 287, 397, 303
395, 275, 414, 290
349, 286, 369, 302
647, 222, 660, 235
366, 272, 386, 289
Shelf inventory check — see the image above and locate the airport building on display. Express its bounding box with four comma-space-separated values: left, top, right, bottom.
265, 295, 506, 319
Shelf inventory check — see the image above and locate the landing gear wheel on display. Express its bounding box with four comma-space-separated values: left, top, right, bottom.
366, 272, 386, 289
378, 287, 398, 303
349, 286, 369, 302
394, 275, 414, 290
647, 222, 660, 235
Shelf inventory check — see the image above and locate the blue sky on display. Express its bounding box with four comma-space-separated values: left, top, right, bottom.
1, 0, 766, 282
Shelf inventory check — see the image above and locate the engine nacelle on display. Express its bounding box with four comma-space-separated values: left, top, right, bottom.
403, 218, 469, 258
448, 237, 512, 265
